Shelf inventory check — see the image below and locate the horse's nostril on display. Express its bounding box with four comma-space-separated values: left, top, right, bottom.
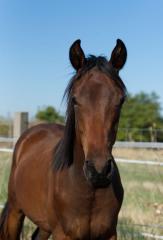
85, 160, 89, 165
85, 160, 93, 167
107, 161, 112, 172
84, 160, 97, 177
102, 160, 112, 175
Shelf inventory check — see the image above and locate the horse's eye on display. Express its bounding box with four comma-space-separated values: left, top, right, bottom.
72, 96, 78, 105
120, 96, 126, 105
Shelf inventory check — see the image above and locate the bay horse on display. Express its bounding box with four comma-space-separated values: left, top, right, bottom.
0, 39, 127, 240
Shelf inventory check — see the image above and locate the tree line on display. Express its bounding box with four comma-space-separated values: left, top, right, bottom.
118, 92, 163, 141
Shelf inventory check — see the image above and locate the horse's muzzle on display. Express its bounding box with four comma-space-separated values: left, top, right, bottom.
83, 160, 114, 188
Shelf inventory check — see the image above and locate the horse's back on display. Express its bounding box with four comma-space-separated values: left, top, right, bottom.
8, 123, 64, 230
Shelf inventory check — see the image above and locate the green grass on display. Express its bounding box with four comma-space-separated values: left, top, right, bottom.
0, 153, 11, 203
118, 162, 163, 238
118, 220, 145, 240
0, 153, 163, 239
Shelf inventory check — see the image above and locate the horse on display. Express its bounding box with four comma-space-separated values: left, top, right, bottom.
0, 38, 127, 240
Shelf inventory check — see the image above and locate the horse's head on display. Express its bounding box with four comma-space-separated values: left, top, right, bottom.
69, 39, 127, 188
54, 39, 127, 188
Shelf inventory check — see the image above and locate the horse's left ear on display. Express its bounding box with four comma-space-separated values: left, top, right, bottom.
69, 39, 86, 71
109, 39, 127, 71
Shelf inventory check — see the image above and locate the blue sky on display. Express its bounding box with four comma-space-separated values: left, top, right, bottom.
0, 0, 163, 118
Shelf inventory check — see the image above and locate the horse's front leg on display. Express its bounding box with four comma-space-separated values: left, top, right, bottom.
31, 227, 51, 239
52, 226, 72, 240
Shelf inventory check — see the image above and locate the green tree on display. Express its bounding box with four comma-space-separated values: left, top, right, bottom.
117, 92, 163, 141
0, 116, 12, 137
36, 106, 64, 124
0, 123, 9, 137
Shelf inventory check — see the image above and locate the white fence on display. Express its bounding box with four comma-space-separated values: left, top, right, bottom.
1, 137, 163, 151
0, 137, 16, 153
115, 141, 163, 149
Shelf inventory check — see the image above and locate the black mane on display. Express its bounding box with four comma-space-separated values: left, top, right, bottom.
53, 55, 126, 170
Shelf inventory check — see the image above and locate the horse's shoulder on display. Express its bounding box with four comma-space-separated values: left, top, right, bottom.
13, 123, 64, 166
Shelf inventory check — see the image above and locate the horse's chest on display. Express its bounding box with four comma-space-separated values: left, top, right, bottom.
55, 185, 119, 239
62, 200, 117, 239
90, 199, 118, 238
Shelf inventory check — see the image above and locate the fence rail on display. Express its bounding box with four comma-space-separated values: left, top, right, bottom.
0, 137, 15, 143
115, 141, 163, 149
0, 148, 13, 153
1, 137, 163, 149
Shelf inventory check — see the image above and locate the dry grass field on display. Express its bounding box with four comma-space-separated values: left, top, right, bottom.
0, 149, 163, 239
113, 147, 163, 161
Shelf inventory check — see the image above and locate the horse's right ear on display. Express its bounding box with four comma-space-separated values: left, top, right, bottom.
109, 39, 127, 71
69, 39, 86, 71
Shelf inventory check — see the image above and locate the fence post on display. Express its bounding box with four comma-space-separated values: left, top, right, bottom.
13, 112, 28, 140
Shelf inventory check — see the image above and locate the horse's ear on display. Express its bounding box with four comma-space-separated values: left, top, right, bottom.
109, 39, 127, 71
69, 39, 86, 71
